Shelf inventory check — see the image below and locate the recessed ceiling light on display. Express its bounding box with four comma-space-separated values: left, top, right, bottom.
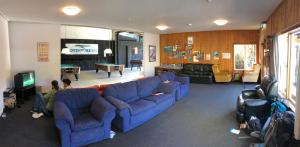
156, 25, 169, 31
62, 6, 81, 16
214, 19, 228, 26
187, 23, 192, 26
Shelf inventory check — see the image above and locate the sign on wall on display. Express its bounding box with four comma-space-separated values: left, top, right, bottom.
37, 42, 49, 62
62, 43, 98, 55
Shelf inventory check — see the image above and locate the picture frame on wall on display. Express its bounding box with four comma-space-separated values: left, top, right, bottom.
37, 42, 49, 62
149, 45, 156, 62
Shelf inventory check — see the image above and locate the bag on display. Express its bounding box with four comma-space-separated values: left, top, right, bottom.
271, 100, 287, 114
264, 111, 295, 147
247, 116, 261, 134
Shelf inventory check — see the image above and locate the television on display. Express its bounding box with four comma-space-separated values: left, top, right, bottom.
14, 71, 35, 89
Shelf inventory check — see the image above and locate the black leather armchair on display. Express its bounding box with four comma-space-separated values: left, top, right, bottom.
180, 64, 213, 84
236, 75, 278, 123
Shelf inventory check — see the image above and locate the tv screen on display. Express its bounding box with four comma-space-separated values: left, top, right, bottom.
22, 72, 35, 87
14, 71, 35, 89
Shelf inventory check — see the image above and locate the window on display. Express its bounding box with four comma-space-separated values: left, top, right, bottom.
234, 44, 257, 70
278, 33, 289, 97
277, 29, 300, 110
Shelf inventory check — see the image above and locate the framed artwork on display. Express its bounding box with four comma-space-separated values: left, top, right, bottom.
37, 42, 49, 62
193, 51, 199, 62
222, 52, 231, 59
149, 45, 156, 62
206, 54, 211, 60
199, 52, 204, 60
213, 51, 219, 60
164, 46, 173, 54
188, 36, 193, 45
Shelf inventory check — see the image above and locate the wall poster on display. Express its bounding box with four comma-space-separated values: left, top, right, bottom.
37, 42, 49, 62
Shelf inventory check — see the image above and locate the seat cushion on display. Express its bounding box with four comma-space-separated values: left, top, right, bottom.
73, 113, 102, 131
128, 99, 156, 115
142, 94, 172, 104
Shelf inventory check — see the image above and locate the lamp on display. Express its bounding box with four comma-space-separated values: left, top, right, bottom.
133, 47, 138, 54
104, 48, 112, 57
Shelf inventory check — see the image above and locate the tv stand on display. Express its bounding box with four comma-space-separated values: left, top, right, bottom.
15, 86, 36, 105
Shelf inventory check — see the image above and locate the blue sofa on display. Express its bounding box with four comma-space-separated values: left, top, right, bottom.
54, 88, 116, 147
159, 72, 190, 100
103, 76, 178, 132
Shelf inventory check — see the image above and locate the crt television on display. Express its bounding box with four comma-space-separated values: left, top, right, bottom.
14, 71, 35, 89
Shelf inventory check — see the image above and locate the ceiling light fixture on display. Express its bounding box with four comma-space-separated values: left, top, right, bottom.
214, 19, 228, 26
187, 23, 192, 26
156, 25, 169, 31
62, 6, 81, 16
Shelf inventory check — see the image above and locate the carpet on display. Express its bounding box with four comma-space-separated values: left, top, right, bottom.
0, 83, 259, 147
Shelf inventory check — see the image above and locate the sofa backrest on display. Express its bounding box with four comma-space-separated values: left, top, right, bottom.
261, 75, 275, 93
159, 72, 175, 81
103, 81, 139, 103
183, 64, 212, 74
183, 64, 194, 73
55, 88, 100, 117
136, 76, 161, 98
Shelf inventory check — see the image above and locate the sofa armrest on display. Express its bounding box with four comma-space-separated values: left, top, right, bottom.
175, 76, 190, 85
242, 89, 258, 98
54, 102, 74, 132
90, 97, 116, 122
255, 85, 261, 90
104, 96, 131, 117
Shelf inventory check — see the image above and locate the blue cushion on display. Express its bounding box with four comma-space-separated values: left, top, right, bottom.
55, 88, 100, 117
104, 81, 139, 103
136, 76, 161, 98
71, 126, 104, 146
128, 99, 156, 115
159, 72, 176, 81
73, 113, 102, 131
142, 94, 172, 104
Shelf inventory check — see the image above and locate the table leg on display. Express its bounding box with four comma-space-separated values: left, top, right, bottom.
119, 71, 123, 76
96, 68, 99, 73
108, 72, 111, 78
61, 74, 63, 80
75, 74, 78, 81
131, 65, 133, 71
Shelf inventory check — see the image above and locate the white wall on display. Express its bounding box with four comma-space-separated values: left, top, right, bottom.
61, 25, 112, 40
0, 15, 11, 115
143, 33, 160, 77
9, 22, 61, 87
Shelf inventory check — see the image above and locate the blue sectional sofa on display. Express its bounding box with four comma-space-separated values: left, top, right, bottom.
159, 72, 190, 100
103, 76, 181, 132
54, 88, 116, 147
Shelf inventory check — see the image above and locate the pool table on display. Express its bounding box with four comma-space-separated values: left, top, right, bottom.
95, 63, 124, 78
61, 64, 80, 81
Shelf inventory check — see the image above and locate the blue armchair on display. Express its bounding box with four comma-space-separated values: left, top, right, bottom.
159, 72, 190, 100
54, 88, 116, 147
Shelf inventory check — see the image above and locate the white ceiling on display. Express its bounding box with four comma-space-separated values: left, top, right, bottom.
0, 0, 281, 34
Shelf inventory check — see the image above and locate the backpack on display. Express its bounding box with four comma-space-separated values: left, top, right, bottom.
264, 111, 295, 147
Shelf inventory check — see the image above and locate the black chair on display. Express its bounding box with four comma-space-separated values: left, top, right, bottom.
236, 75, 278, 123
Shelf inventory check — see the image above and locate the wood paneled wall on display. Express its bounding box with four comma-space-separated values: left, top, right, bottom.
160, 30, 260, 73
266, 0, 300, 35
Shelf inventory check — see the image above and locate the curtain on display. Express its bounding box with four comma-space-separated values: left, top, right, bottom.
269, 36, 279, 79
